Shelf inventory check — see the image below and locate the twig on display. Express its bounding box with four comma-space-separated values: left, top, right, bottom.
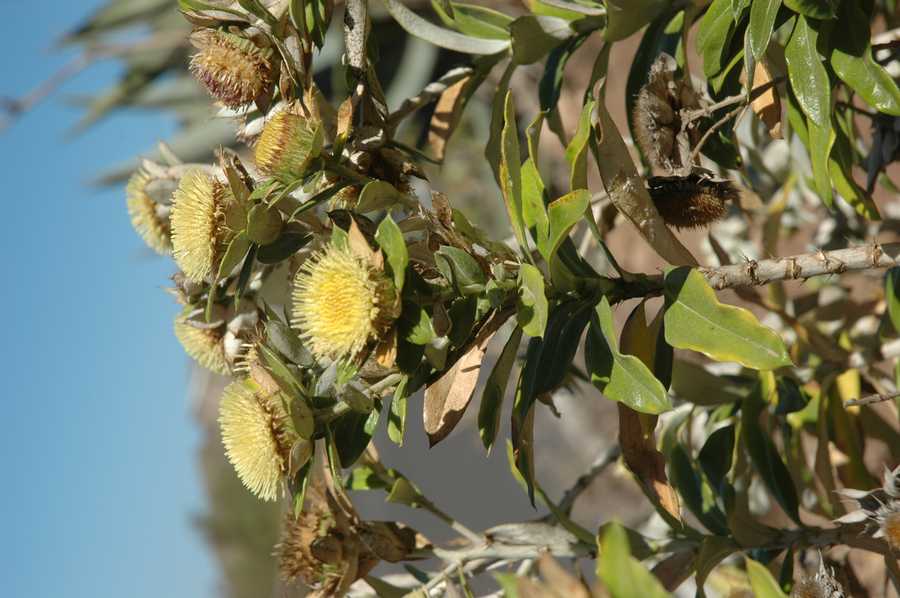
689, 103, 747, 163
845, 390, 900, 407
386, 66, 474, 127
557, 445, 622, 514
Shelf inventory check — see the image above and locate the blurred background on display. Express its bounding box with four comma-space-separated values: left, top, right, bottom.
0, 2, 656, 597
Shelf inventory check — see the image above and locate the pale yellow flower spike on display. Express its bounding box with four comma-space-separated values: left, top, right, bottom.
218, 379, 292, 502
126, 169, 171, 255
170, 170, 232, 282
292, 244, 395, 361
173, 316, 230, 376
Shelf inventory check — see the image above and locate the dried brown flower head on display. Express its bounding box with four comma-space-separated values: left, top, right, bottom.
791, 559, 846, 598
633, 53, 702, 172
646, 172, 738, 229
189, 29, 273, 109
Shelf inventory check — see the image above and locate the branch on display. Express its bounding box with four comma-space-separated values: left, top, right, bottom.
845, 390, 900, 407
699, 243, 900, 290
557, 445, 621, 514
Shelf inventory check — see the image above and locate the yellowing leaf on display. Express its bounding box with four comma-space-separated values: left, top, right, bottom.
664, 267, 792, 370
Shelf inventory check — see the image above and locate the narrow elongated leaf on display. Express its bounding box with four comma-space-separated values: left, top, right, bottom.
784, 15, 830, 127
486, 62, 516, 184
499, 91, 528, 252
697, 0, 736, 78
885, 268, 900, 334
830, 1, 900, 116
748, 0, 781, 60
387, 376, 409, 446
564, 100, 595, 190
664, 267, 792, 370
478, 326, 523, 452
808, 117, 834, 207
380, 0, 509, 54
585, 297, 671, 414
783, 0, 837, 19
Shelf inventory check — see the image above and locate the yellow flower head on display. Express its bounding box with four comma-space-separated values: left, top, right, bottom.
218, 378, 295, 501
255, 104, 323, 181
173, 314, 230, 375
291, 243, 398, 361
189, 29, 273, 109
170, 170, 236, 282
126, 169, 171, 255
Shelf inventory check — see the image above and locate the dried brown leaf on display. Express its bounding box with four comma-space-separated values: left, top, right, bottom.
428, 76, 471, 162
750, 62, 782, 139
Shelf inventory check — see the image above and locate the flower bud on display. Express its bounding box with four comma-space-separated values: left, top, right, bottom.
255, 104, 323, 181
189, 29, 273, 108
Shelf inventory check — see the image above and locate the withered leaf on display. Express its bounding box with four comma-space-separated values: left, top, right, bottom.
423, 312, 508, 446
750, 62, 782, 139
428, 76, 471, 163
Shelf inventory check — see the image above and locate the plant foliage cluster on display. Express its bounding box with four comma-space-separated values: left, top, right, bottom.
67, 0, 900, 595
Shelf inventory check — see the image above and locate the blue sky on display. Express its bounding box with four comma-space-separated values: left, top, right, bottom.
0, 3, 215, 597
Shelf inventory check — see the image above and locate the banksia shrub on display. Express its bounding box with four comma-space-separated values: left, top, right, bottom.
189, 29, 273, 109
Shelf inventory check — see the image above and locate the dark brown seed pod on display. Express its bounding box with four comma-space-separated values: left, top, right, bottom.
646, 173, 739, 229
633, 54, 702, 172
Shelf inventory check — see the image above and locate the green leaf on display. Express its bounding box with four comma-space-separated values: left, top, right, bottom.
663, 267, 792, 370
697, 0, 736, 78
380, 0, 510, 54
486, 62, 516, 185
431, 1, 512, 40
217, 231, 251, 280
564, 99, 596, 190
435, 246, 487, 295
885, 268, 900, 334
537, 190, 590, 263
669, 444, 730, 535
400, 304, 436, 345
748, 0, 781, 60
539, 36, 586, 112
478, 326, 523, 452
388, 376, 409, 446
742, 380, 801, 523
585, 297, 671, 415
375, 215, 408, 291
521, 157, 549, 242
830, 1, 900, 116
332, 408, 379, 468
597, 522, 672, 598
499, 91, 529, 252
785, 15, 831, 127
509, 15, 572, 64
783, 0, 837, 19
357, 180, 406, 212
745, 558, 789, 598
605, 0, 670, 42
695, 536, 739, 592
808, 117, 835, 207
516, 264, 549, 338
830, 119, 880, 218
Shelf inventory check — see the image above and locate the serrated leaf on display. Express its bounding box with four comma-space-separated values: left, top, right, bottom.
380, 0, 509, 54
478, 326, 522, 452
375, 215, 408, 291
663, 267, 792, 370
517, 264, 549, 338
585, 297, 671, 414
